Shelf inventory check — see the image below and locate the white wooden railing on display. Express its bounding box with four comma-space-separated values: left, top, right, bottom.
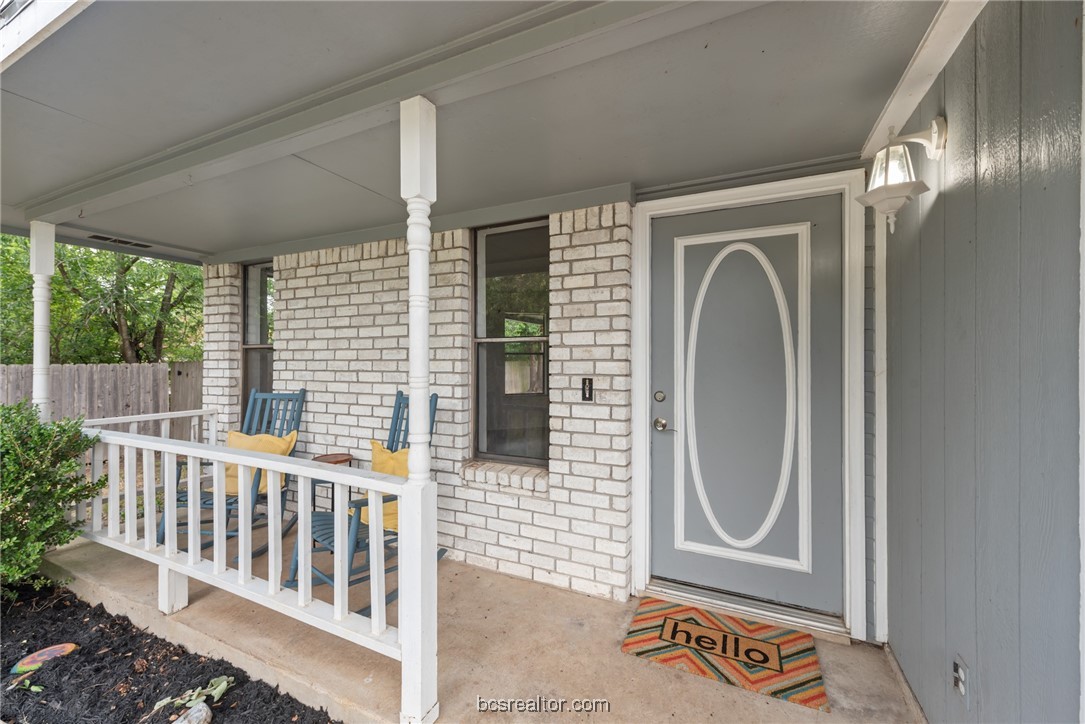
74, 423, 438, 722
85, 407, 219, 444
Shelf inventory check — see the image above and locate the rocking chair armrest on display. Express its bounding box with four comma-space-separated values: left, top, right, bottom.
347, 493, 398, 509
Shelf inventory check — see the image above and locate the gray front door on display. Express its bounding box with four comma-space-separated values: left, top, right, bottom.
650, 194, 844, 616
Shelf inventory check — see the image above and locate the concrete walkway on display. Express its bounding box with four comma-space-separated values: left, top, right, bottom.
44, 538, 922, 723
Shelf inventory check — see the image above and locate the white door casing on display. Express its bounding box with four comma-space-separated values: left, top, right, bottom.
630, 169, 869, 639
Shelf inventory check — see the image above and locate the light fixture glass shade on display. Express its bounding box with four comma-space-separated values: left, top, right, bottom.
867, 144, 916, 191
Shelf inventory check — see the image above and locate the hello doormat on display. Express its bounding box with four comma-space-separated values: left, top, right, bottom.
621, 597, 830, 711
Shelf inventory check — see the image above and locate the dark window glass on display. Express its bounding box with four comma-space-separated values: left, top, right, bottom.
242, 262, 274, 417
244, 263, 274, 345
475, 222, 549, 465
243, 348, 274, 402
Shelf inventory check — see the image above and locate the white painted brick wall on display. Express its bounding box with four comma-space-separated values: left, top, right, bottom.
272, 231, 472, 509
207, 207, 634, 601
202, 263, 243, 438
438, 203, 633, 601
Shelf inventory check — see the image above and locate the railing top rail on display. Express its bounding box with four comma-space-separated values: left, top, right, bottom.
83, 427, 412, 495
85, 408, 216, 426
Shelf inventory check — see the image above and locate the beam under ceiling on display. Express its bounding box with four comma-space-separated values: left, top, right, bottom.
860, 0, 987, 159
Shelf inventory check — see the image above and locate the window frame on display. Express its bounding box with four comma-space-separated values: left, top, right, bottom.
473, 219, 550, 467
241, 260, 274, 418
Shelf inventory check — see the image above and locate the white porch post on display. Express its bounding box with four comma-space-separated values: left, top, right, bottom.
29, 221, 55, 420
397, 94, 439, 724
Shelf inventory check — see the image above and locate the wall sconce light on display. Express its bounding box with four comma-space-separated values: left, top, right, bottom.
856, 116, 948, 232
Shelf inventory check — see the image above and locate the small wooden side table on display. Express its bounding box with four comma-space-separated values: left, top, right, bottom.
309, 452, 355, 503
313, 452, 354, 467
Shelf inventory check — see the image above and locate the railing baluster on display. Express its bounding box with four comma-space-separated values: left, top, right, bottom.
163, 452, 177, 556
237, 464, 252, 584
124, 446, 137, 544
368, 490, 387, 634
76, 449, 89, 524
187, 455, 201, 566
108, 444, 120, 537
333, 483, 349, 621
142, 448, 156, 550
212, 461, 226, 575
75, 423, 425, 699
159, 420, 170, 486
91, 443, 104, 532
297, 476, 312, 606
267, 471, 282, 594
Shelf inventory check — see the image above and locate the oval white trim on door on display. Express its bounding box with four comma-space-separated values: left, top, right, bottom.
672, 222, 812, 573
685, 241, 796, 550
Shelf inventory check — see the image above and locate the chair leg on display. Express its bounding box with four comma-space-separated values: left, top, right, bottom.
356, 547, 446, 617
156, 505, 168, 545
285, 536, 301, 587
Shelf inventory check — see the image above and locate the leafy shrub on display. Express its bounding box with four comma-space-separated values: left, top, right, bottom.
0, 401, 104, 595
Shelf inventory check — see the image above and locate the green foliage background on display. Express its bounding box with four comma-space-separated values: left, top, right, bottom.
0, 234, 203, 364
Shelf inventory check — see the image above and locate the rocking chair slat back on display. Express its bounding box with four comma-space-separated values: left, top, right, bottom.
242, 389, 306, 438
386, 390, 439, 452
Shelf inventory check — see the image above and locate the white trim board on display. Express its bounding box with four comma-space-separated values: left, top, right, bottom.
874, 211, 889, 643
630, 169, 870, 640
861, 0, 987, 159
0, 0, 91, 73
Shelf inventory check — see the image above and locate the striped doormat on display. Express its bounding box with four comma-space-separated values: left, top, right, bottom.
621, 597, 830, 711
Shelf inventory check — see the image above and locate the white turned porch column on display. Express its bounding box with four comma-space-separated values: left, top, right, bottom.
397, 94, 439, 724
29, 221, 55, 420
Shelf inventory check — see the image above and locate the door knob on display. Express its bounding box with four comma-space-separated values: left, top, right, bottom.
653, 417, 669, 431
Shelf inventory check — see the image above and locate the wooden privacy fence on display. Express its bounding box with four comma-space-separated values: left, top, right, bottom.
0, 362, 202, 435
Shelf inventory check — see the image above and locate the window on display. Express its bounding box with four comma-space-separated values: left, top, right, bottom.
475, 221, 549, 465
242, 261, 274, 416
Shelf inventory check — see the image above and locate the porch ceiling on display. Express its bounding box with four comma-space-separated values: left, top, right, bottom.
1, 1, 939, 263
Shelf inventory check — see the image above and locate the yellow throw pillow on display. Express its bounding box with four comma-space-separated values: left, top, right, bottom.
221, 430, 298, 496
363, 440, 406, 531
370, 439, 408, 477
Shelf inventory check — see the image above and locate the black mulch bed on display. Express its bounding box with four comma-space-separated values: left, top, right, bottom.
2, 584, 341, 724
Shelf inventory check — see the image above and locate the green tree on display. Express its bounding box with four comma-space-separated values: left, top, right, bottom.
0, 234, 203, 364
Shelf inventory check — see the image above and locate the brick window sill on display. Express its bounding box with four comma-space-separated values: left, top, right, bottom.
460, 459, 549, 494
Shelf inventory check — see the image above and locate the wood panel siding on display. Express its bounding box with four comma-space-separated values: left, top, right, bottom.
886, 2, 1081, 721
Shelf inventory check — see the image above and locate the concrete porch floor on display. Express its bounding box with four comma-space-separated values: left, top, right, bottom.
44, 537, 922, 723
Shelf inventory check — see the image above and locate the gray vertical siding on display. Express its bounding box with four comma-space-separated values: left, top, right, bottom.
886, 2, 1081, 721
865, 214, 877, 641
942, 21, 980, 724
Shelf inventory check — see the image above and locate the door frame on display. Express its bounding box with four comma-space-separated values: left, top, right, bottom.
630, 169, 869, 640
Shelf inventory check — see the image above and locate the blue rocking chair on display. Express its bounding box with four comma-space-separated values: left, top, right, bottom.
285, 390, 443, 614
157, 388, 306, 549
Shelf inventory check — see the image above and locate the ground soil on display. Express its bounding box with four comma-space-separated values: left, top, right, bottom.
1, 584, 340, 724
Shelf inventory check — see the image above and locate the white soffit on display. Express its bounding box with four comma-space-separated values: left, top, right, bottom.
13, 1, 748, 225
1, 1, 944, 261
